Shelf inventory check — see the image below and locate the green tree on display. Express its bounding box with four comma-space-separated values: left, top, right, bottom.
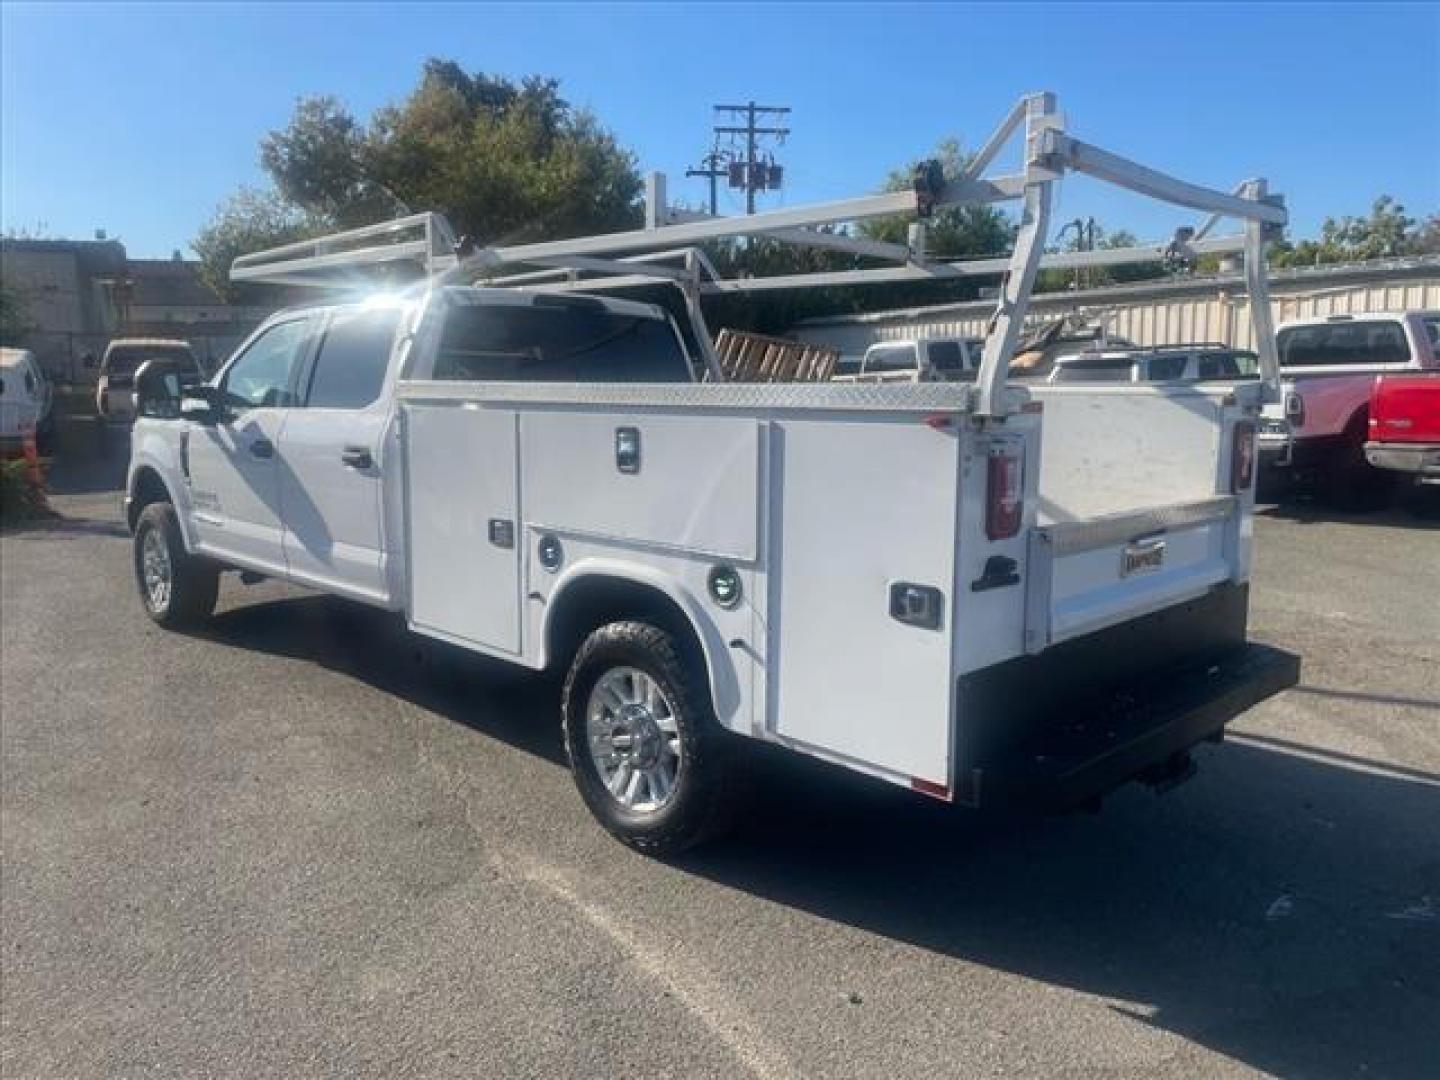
1270, 195, 1427, 267
194, 59, 644, 294
191, 187, 328, 301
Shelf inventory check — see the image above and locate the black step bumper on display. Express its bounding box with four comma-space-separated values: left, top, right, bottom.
956, 584, 1300, 809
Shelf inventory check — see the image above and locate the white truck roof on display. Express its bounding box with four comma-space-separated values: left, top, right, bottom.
1277, 310, 1438, 329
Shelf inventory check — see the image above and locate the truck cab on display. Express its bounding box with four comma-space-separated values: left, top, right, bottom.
127, 289, 693, 607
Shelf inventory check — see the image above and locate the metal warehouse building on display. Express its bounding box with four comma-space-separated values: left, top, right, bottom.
790, 256, 1440, 358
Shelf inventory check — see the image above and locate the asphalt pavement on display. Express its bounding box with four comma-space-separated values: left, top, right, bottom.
2, 416, 1437, 1078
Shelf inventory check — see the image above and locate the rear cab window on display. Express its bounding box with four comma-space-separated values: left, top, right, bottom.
431, 297, 690, 383
1278, 320, 1413, 368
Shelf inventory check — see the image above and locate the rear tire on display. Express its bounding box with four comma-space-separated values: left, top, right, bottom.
1328, 417, 1392, 512
133, 501, 219, 629
562, 620, 741, 856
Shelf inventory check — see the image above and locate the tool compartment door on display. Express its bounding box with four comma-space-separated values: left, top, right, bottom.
769, 418, 959, 788
404, 403, 521, 654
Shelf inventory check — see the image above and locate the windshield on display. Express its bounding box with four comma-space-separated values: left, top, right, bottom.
104, 345, 197, 378
432, 302, 690, 382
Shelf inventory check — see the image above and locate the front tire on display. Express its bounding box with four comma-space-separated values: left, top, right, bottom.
562, 621, 741, 856
133, 501, 219, 629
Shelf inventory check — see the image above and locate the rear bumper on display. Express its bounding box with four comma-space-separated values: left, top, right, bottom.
956, 584, 1300, 809
1365, 441, 1440, 476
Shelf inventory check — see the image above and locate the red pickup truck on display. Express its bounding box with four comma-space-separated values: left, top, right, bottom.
1365, 373, 1440, 482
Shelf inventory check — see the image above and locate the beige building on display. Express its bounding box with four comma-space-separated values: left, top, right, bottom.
791, 256, 1440, 359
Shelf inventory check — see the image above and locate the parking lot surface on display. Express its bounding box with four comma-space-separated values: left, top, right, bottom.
3, 422, 1438, 1078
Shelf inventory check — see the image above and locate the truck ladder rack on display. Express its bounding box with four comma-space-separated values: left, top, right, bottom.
229, 91, 1287, 415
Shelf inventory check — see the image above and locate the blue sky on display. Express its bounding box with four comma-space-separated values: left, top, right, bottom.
3, 2, 1437, 257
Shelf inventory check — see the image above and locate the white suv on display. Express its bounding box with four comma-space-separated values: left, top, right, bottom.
1048, 344, 1259, 384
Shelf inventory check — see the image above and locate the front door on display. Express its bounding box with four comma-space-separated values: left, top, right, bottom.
186, 315, 315, 573
278, 305, 402, 604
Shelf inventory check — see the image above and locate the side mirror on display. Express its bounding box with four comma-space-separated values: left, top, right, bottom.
179, 383, 227, 425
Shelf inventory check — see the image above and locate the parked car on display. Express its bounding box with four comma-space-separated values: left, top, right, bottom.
1364, 372, 1440, 483
0, 347, 54, 455
96, 339, 202, 421
1048, 344, 1259, 384
836, 336, 984, 383
1258, 311, 1440, 502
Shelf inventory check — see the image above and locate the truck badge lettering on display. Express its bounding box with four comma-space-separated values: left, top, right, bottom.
1121, 537, 1166, 576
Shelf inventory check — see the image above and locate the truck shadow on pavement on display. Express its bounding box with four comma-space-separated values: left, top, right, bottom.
198, 593, 1439, 1080
1256, 486, 1440, 528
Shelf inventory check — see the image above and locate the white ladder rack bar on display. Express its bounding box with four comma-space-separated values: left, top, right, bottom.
1041, 132, 1289, 226
231, 212, 459, 284
511, 233, 1246, 295
465, 175, 1025, 273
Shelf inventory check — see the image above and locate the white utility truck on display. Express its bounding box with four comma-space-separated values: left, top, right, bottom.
125, 94, 1298, 854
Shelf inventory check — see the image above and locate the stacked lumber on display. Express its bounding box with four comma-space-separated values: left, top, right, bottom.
713, 329, 840, 383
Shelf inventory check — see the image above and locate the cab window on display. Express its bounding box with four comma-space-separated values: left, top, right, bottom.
1278, 321, 1411, 367
1147, 355, 1188, 381
926, 341, 969, 377
221, 318, 313, 409
863, 344, 917, 373
305, 308, 400, 409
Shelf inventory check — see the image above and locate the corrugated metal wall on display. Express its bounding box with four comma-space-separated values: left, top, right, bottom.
791, 269, 1440, 358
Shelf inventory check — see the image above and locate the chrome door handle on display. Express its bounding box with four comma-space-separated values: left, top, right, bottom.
341, 446, 373, 469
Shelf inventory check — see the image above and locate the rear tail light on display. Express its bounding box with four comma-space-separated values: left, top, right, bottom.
1284, 391, 1305, 427
985, 438, 1025, 540
1231, 420, 1257, 492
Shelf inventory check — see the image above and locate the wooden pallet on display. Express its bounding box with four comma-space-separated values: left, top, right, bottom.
713, 329, 840, 383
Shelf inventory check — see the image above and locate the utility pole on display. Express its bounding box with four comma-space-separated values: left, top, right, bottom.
712, 101, 791, 214
685, 149, 728, 217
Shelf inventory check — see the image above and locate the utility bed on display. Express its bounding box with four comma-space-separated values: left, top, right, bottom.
394, 370, 1276, 800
